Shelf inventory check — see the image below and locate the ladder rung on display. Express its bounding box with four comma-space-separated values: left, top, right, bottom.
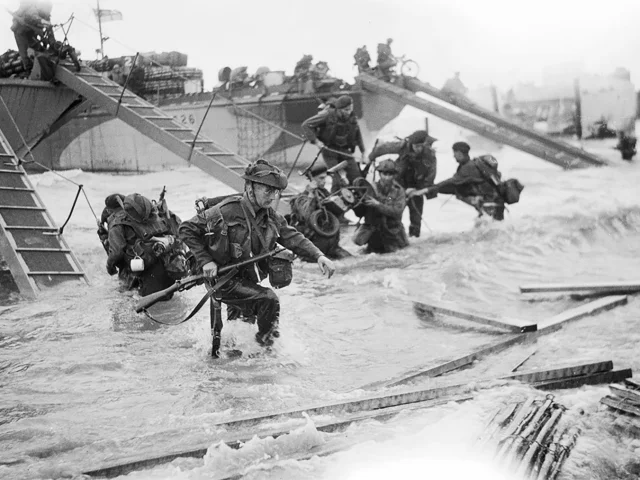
4, 226, 57, 231
0, 206, 45, 211
164, 127, 193, 132
0, 169, 23, 174
143, 116, 173, 120
123, 104, 155, 108
27, 271, 85, 276
89, 82, 119, 87
16, 247, 70, 253
227, 165, 246, 169
0, 153, 14, 157
0, 186, 34, 191
204, 152, 235, 156
108, 94, 137, 98
188, 140, 213, 144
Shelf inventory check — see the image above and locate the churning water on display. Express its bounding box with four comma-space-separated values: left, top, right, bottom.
1, 113, 640, 479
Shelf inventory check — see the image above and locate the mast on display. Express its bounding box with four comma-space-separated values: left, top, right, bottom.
97, 0, 104, 59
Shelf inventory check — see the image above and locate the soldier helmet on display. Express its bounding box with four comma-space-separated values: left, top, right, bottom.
124, 193, 154, 223
334, 95, 353, 109
376, 159, 398, 174
105, 193, 125, 209
407, 130, 437, 145
242, 159, 288, 190
452, 141, 471, 154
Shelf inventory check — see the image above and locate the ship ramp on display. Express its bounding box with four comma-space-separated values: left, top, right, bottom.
53, 64, 300, 199
0, 125, 87, 299
356, 73, 609, 169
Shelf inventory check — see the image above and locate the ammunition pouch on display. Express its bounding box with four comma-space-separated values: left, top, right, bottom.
268, 250, 295, 289
498, 178, 524, 205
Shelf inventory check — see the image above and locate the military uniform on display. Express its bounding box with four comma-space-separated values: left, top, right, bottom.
353, 160, 409, 254
301, 95, 365, 192
369, 131, 438, 237
431, 142, 505, 220
10, 1, 52, 73
179, 174, 324, 343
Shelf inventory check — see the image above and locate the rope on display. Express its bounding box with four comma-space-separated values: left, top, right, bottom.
0, 92, 99, 229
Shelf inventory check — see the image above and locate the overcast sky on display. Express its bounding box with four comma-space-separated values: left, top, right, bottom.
1, 0, 639, 91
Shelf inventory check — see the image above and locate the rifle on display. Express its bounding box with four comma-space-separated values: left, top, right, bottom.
361, 139, 379, 178
134, 246, 286, 313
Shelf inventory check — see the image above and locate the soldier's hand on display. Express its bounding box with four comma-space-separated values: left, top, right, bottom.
359, 152, 367, 164
202, 261, 218, 278
405, 188, 417, 197
363, 196, 380, 207
317, 256, 336, 279
106, 264, 117, 276
315, 140, 326, 151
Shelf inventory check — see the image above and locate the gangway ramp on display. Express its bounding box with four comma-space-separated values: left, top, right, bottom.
53, 64, 299, 199
0, 127, 87, 299
356, 74, 609, 169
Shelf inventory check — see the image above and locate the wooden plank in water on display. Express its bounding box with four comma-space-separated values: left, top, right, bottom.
600, 395, 640, 417
537, 295, 628, 332
83, 394, 472, 478
519, 281, 640, 294
534, 369, 632, 391
501, 360, 613, 384
413, 300, 537, 333
624, 378, 640, 391
362, 332, 542, 390
609, 385, 640, 405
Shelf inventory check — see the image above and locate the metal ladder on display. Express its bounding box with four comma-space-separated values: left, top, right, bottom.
0, 127, 87, 299
53, 63, 299, 199
357, 74, 609, 169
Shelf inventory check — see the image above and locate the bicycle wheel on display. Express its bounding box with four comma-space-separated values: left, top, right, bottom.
309, 209, 340, 238
401, 60, 420, 78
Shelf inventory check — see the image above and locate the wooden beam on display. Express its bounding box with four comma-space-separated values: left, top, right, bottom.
600, 395, 640, 417
500, 360, 613, 384
360, 332, 545, 390
537, 295, 628, 332
413, 300, 536, 333
534, 369, 632, 390
362, 297, 627, 391
609, 385, 640, 405
83, 395, 472, 478
624, 378, 640, 391
520, 281, 640, 294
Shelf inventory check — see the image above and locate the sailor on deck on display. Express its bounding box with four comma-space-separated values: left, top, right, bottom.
301, 94, 366, 193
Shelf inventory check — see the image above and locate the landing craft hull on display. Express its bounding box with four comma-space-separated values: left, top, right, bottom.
20, 87, 405, 173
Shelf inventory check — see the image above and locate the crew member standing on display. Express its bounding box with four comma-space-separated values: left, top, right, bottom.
302, 94, 366, 192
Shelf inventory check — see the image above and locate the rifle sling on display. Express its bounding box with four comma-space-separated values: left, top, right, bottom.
142, 268, 237, 326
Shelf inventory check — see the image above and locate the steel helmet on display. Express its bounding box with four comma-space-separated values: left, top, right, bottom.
242, 159, 288, 190
376, 159, 398, 173
124, 193, 154, 223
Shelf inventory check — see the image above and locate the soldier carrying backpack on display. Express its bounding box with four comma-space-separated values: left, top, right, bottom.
407, 142, 523, 221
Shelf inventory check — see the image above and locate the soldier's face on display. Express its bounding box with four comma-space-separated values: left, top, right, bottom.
453, 151, 466, 163
379, 171, 395, 186
411, 143, 425, 154
252, 183, 281, 209
313, 173, 327, 188
339, 105, 353, 118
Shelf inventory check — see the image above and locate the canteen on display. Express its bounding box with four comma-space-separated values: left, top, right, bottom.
130, 255, 145, 272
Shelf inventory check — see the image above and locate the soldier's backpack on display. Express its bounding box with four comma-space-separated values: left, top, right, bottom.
473, 155, 524, 205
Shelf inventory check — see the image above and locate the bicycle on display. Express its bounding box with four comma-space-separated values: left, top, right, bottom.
395, 54, 420, 78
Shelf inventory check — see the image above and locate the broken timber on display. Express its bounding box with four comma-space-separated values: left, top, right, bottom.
609, 385, 640, 405
363, 296, 628, 390
600, 396, 640, 417
534, 369, 632, 390
83, 394, 472, 478
519, 281, 640, 295
413, 300, 536, 333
